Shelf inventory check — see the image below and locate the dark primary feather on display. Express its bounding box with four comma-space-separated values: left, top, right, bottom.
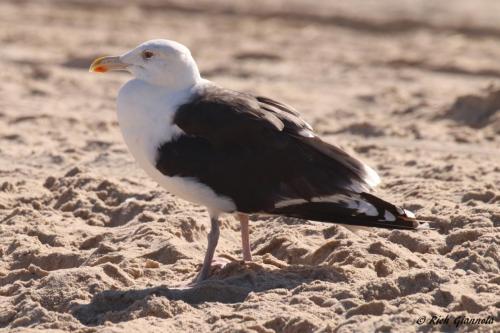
157, 85, 417, 229
272, 192, 418, 229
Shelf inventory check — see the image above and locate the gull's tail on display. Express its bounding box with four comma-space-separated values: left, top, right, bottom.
272, 192, 419, 230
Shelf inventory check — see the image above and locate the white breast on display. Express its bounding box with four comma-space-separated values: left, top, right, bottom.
117, 79, 183, 165
116, 79, 236, 214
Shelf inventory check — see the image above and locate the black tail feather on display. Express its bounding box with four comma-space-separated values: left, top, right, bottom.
271, 192, 418, 230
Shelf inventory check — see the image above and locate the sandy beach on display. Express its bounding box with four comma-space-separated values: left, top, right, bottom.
0, 1, 499, 332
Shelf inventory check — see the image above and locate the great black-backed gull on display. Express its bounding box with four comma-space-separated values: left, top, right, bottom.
89, 39, 419, 283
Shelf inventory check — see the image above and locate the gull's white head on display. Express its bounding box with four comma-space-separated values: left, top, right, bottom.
89, 39, 201, 90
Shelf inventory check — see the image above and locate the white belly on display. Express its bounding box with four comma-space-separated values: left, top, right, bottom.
116, 79, 236, 214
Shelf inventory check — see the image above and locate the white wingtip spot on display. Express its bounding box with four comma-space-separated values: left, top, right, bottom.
404, 209, 415, 219
384, 210, 396, 222
358, 201, 378, 216
363, 164, 381, 189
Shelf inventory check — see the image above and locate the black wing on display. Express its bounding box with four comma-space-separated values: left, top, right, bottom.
157, 85, 417, 229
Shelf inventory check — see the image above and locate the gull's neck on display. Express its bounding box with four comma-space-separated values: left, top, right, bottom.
141, 59, 202, 92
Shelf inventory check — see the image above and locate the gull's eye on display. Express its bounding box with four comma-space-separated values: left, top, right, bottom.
142, 50, 154, 59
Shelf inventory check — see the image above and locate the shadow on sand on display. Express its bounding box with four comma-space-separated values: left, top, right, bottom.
72, 262, 346, 325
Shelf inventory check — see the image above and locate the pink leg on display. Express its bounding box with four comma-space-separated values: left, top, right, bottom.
237, 213, 252, 262
194, 215, 220, 283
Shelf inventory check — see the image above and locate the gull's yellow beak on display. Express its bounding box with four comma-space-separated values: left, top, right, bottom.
89, 56, 128, 73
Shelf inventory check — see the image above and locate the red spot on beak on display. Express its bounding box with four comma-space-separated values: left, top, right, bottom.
93, 66, 107, 73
